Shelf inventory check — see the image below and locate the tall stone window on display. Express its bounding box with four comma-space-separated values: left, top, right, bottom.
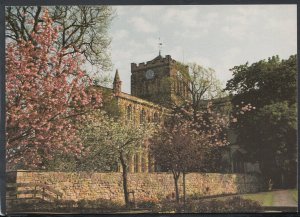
132, 107, 136, 125
149, 82, 154, 94
156, 80, 160, 93
183, 83, 186, 97
134, 153, 138, 173
127, 105, 132, 121
180, 81, 184, 94
177, 80, 180, 94
142, 82, 145, 94
140, 109, 146, 124
153, 112, 159, 123
145, 83, 149, 94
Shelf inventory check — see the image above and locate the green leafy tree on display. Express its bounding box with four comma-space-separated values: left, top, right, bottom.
224, 55, 297, 187
79, 111, 155, 207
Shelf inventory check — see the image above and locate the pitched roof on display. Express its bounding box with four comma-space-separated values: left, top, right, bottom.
113, 69, 120, 83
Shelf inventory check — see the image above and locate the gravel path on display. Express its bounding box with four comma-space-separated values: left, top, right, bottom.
272, 190, 297, 207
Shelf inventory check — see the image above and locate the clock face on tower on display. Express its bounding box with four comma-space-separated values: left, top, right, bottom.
145, 69, 155, 80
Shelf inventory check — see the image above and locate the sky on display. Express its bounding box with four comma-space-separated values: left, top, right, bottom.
100, 5, 297, 94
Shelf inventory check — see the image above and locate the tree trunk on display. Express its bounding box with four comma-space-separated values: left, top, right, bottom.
172, 171, 180, 204
119, 151, 129, 208
183, 172, 186, 211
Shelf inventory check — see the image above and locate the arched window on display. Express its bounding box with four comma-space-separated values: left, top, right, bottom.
177, 80, 180, 94
148, 81, 153, 94
127, 105, 132, 121
142, 82, 145, 94
183, 83, 186, 97
157, 80, 160, 93
140, 109, 146, 124
153, 112, 159, 123
180, 81, 184, 94
134, 154, 138, 173
145, 83, 149, 95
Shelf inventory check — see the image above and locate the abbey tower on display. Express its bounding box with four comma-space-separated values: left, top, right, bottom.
105, 54, 191, 172
131, 54, 190, 107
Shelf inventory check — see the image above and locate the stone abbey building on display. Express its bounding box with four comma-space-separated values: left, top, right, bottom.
100, 54, 260, 174
103, 54, 190, 173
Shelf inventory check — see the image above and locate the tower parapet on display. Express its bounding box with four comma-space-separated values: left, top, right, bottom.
131, 55, 176, 72
130, 55, 186, 107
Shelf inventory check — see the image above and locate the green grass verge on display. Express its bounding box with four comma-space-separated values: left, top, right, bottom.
289, 189, 298, 203
241, 192, 274, 206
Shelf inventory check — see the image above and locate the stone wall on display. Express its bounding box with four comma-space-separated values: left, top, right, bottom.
7, 171, 262, 205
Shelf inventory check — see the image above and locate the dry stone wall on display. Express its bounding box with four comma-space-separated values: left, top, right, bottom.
7, 171, 262, 204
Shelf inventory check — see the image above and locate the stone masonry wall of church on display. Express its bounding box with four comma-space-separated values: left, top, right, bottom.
7, 170, 263, 209
116, 96, 165, 173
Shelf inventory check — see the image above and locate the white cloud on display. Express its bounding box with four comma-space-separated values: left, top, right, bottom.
115, 6, 129, 16
112, 49, 132, 62
188, 56, 212, 68
214, 47, 243, 84
146, 37, 159, 50
163, 7, 199, 28
128, 16, 158, 33
108, 5, 297, 94
113, 29, 129, 41
221, 25, 248, 41
139, 6, 164, 16
221, 8, 260, 40
163, 8, 218, 30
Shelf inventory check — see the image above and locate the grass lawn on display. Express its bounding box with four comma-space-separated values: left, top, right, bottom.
289, 189, 298, 203
241, 192, 274, 206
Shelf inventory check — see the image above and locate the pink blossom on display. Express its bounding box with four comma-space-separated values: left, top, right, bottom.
6, 10, 102, 169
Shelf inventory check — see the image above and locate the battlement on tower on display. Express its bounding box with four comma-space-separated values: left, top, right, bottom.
131, 55, 177, 71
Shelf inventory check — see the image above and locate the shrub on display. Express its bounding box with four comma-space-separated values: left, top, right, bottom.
157, 196, 262, 213
137, 196, 160, 209
188, 197, 262, 212
8, 198, 125, 213
155, 201, 183, 213
189, 192, 204, 200
66, 198, 124, 212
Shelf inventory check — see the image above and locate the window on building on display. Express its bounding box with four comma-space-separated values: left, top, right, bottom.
134, 154, 138, 173
127, 105, 132, 121
177, 80, 180, 94
140, 109, 146, 124
153, 112, 160, 123
145, 83, 149, 95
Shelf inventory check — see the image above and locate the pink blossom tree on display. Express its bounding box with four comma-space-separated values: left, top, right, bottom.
6, 11, 102, 170
150, 97, 254, 209
150, 102, 230, 205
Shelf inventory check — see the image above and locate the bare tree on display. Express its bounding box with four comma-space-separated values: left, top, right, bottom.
6, 6, 114, 71
174, 62, 226, 120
